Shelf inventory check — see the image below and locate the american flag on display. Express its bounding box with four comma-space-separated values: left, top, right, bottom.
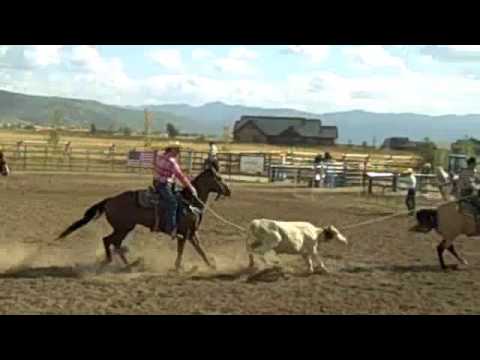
127, 150, 155, 168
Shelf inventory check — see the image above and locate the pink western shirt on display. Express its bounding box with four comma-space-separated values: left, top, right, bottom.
153, 151, 192, 190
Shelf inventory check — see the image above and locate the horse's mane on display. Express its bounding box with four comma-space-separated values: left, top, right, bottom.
179, 169, 215, 208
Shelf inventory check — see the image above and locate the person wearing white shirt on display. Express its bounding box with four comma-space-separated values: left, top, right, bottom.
403, 168, 417, 215
204, 141, 219, 172
457, 157, 480, 225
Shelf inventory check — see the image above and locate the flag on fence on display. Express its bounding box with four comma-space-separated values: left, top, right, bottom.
127, 150, 155, 168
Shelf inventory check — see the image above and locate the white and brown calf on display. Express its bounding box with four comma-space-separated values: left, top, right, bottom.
246, 219, 348, 273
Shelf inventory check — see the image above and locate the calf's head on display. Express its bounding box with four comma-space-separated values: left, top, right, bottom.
321, 225, 348, 245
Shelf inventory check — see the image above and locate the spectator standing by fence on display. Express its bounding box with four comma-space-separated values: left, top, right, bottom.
313, 154, 324, 187
402, 168, 417, 215
324, 152, 334, 187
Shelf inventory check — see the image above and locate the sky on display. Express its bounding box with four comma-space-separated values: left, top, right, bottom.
2, 45, 480, 115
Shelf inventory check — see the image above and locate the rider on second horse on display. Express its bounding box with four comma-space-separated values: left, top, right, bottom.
458, 157, 480, 225
204, 141, 219, 172
153, 143, 198, 239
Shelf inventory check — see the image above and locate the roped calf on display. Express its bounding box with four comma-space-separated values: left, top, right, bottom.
246, 219, 348, 273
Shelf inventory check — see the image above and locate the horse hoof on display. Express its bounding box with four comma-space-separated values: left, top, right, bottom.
442, 264, 459, 271
188, 266, 199, 274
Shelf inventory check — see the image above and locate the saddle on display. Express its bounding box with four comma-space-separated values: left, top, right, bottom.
137, 187, 161, 209
136, 187, 203, 233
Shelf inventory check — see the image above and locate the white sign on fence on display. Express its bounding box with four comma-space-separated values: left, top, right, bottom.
240, 155, 265, 174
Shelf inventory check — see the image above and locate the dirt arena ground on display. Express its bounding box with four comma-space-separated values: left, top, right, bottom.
1, 172, 480, 315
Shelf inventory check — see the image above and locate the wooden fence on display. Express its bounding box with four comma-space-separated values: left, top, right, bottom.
0, 141, 424, 185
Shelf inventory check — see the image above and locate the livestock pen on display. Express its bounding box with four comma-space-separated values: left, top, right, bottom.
0, 140, 425, 189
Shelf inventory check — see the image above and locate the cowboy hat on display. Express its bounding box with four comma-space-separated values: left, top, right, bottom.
164, 141, 182, 151
403, 168, 414, 175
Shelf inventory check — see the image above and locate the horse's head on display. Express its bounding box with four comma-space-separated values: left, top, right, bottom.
193, 167, 231, 200
0, 151, 9, 177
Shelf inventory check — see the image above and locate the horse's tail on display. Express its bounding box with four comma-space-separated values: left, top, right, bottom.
57, 198, 109, 240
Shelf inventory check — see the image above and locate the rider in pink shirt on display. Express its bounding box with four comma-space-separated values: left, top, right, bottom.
153, 144, 197, 238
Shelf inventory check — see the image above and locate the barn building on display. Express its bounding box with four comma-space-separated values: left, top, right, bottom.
233, 115, 338, 146
381, 137, 436, 151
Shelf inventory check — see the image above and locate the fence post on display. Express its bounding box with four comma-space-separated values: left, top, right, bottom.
23, 143, 27, 170
44, 146, 48, 171
392, 174, 398, 192
86, 150, 90, 172
69, 147, 72, 172
267, 154, 272, 182
188, 151, 193, 175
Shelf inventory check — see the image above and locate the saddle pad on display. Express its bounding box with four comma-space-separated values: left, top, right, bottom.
137, 188, 161, 209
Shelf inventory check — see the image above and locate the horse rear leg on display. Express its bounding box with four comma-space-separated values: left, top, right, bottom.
102, 232, 116, 264
447, 244, 468, 265
437, 240, 447, 270
103, 228, 134, 266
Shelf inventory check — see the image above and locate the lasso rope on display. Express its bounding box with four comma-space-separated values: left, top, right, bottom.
194, 190, 477, 235
194, 195, 247, 232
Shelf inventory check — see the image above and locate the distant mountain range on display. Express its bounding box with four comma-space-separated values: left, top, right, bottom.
0, 90, 188, 132
1, 89, 479, 145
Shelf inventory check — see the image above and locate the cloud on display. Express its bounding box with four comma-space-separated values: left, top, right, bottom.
0, 46, 9, 57
308, 77, 325, 93
143, 74, 283, 108
343, 45, 406, 70
350, 91, 378, 100
284, 45, 330, 63
24, 45, 64, 66
228, 46, 257, 60
4, 45, 480, 116
148, 49, 184, 72
420, 45, 480, 62
0, 45, 67, 70
192, 48, 214, 61
213, 46, 258, 76
66, 46, 134, 91
214, 58, 256, 76
0, 45, 137, 106
0, 46, 36, 70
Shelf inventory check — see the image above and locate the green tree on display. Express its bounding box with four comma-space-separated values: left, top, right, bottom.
418, 138, 437, 165
121, 126, 132, 136
90, 123, 97, 135
166, 123, 179, 139
49, 108, 64, 128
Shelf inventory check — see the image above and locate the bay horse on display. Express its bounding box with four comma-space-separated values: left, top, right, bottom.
0, 151, 9, 176
57, 168, 231, 271
410, 205, 474, 270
